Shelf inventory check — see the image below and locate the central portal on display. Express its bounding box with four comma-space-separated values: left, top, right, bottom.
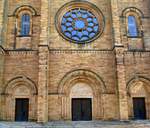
72, 98, 92, 121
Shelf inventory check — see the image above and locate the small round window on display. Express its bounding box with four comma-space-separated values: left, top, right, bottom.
56, 1, 104, 44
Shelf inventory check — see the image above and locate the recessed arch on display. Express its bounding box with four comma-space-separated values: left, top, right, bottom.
121, 7, 144, 18
3, 75, 37, 121
13, 5, 38, 16
126, 76, 150, 120
121, 7, 143, 31
4, 75, 38, 95
58, 69, 106, 96
127, 76, 150, 96
121, 7, 144, 49
58, 69, 106, 120
12, 5, 38, 38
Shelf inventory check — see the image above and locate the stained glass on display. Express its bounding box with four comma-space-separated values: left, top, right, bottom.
61, 8, 100, 43
21, 14, 30, 36
128, 16, 138, 36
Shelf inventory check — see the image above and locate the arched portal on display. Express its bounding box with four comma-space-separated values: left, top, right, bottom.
70, 82, 93, 121
127, 77, 150, 120
58, 69, 106, 120
3, 76, 37, 121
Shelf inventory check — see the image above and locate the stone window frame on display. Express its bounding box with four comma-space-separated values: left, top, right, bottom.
121, 7, 144, 38
13, 5, 37, 37
17, 10, 32, 36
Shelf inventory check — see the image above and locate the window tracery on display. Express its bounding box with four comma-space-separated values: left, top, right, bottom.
56, 1, 104, 44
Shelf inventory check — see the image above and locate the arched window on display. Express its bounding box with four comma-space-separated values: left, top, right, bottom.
128, 16, 138, 37
21, 14, 30, 36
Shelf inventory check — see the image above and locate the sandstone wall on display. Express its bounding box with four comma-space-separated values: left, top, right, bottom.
0, 0, 149, 122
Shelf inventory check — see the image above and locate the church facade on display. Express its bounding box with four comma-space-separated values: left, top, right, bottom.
0, 0, 150, 122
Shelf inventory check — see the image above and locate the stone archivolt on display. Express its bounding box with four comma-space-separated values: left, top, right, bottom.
4, 75, 37, 95
58, 69, 106, 95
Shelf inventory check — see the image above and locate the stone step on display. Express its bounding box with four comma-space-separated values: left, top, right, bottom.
0, 121, 150, 128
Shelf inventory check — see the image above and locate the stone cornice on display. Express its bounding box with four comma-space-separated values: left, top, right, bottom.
49, 49, 115, 54
5, 50, 38, 56
124, 50, 150, 57
48, 92, 116, 95
2, 49, 38, 56
1, 44, 150, 56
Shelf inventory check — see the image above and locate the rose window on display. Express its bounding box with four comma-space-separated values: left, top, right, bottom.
56, 1, 104, 44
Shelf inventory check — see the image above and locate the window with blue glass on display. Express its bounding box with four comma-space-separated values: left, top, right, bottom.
128, 16, 138, 37
60, 8, 100, 43
21, 14, 30, 36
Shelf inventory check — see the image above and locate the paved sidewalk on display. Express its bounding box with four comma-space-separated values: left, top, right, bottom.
0, 120, 150, 128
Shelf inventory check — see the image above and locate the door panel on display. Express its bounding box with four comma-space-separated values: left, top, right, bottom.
72, 99, 81, 121
15, 98, 29, 121
72, 98, 92, 121
82, 99, 92, 121
133, 98, 146, 120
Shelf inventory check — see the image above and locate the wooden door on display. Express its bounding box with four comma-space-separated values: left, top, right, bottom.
72, 98, 92, 121
133, 98, 146, 120
15, 98, 29, 121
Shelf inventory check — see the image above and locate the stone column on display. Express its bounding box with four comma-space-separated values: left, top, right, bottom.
115, 45, 128, 120
0, 0, 4, 27
111, 0, 129, 120
37, 0, 49, 123
0, 0, 5, 120
37, 46, 49, 123
110, 0, 121, 45
0, 0, 5, 44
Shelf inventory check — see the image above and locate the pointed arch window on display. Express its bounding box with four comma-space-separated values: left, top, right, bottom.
21, 14, 30, 36
128, 16, 138, 37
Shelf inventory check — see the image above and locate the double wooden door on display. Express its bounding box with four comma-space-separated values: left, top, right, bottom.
72, 98, 92, 121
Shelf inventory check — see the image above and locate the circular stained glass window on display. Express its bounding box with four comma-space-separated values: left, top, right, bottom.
56, 1, 104, 44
